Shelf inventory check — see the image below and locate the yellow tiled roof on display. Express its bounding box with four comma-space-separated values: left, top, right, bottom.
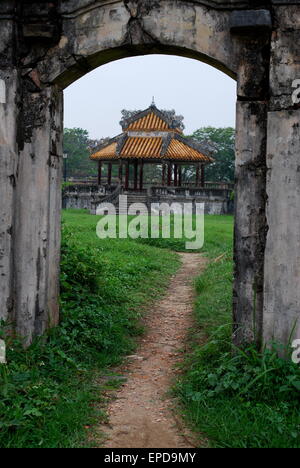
90, 136, 212, 162
90, 105, 214, 163
126, 113, 170, 132
166, 139, 212, 162
91, 142, 118, 160
121, 137, 162, 158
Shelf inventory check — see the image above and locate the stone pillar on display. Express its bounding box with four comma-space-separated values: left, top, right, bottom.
263, 6, 300, 346
231, 13, 271, 346
0, 7, 63, 343
0, 68, 18, 326
46, 89, 63, 333
234, 101, 268, 346
14, 84, 63, 344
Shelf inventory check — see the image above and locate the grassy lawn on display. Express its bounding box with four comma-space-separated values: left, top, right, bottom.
0, 210, 180, 448
1, 209, 299, 448
175, 218, 300, 448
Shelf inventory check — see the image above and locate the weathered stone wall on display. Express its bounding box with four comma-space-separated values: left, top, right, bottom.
0, 0, 299, 348
63, 185, 234, 214
63, 184, 106, 210
0, 8, 18, 327
0, 1, 64, 344
263, 6, 300, 346
148, 186, 234, 215
149, 197, 231, 216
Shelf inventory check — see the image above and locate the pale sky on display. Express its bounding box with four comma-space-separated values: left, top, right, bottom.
64, 54, 236, 140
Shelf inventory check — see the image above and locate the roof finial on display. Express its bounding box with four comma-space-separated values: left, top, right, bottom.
151, 96, 156, 107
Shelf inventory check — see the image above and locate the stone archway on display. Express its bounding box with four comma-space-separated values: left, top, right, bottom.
0, 1, 299, 348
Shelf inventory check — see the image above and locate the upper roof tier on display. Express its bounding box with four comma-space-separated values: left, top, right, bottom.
90, 104, 214, 164
125, 112, 176, 132
121, 104, 184, 133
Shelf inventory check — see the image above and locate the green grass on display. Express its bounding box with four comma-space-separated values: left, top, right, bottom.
0, 209, 180, 448
1, 209, 299, 448
136, 212, 233, 256
176, 219, 300, 448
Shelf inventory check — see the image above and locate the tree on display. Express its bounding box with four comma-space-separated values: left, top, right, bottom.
63, 128, 98, 178
189, 127, 235, 182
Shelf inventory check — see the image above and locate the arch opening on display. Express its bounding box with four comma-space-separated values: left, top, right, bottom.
55, 44, 237, 91
1, 0, 274, 348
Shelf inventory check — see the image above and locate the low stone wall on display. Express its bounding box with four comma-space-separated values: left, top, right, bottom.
151, 198, 233, 215
63, 185, 234, 215
62, 184, 111, 211
148, 186, 234, 215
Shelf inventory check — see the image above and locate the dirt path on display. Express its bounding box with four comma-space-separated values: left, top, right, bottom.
98, 253, 207, 449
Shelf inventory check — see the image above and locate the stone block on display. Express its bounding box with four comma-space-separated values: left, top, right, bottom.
230, 10, 272, 35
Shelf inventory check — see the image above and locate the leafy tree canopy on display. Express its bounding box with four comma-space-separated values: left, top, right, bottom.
63, 128, 99, 178
190, 127, 235, 182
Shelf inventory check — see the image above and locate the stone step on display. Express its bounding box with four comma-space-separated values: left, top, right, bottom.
116, 212, 149, 215
97, 204, 149, 213
97, 194, 150, 216
126, 201, 148, 205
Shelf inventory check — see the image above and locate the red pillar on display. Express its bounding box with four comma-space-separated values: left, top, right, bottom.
125, 160, 129, 190
196, 164, 200, 187
178, 165, 182, 187
174, 164, 178, 187
107, 162, 112, 186
139, 161, 144, 191
119, 160, 123, 185
167, 163, 172, 186
98, 161, 102, 186
162, 164, 166, 186
134, 160, 138, 191
201, 164, 205, 188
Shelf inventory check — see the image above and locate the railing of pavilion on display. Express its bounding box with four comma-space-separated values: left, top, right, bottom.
148, 185, 234, 201
65, 176, 234, 190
